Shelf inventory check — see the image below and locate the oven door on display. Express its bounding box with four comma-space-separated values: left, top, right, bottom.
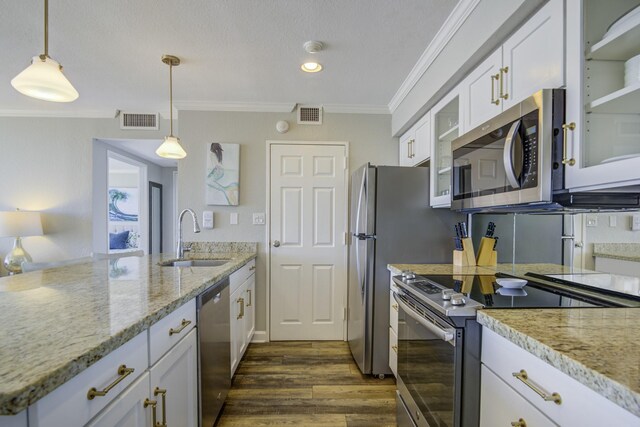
394, 292, 462, 427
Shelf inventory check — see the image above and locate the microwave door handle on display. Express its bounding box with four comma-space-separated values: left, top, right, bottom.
503, 120, 522, 189
393, 293, 456, 346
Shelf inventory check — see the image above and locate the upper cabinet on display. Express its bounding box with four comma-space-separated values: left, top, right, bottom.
398, 113, 432, 167
461, 0, 565, 131
565, 0, 640, 190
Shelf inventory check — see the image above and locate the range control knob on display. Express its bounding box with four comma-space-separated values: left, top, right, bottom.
451, 293, 466, 306
442, 289, 455, 301
401, 270, 415, 279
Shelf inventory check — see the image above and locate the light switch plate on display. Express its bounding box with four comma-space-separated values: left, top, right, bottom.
632, 214, 640, 231
253, 213, 266, 225
202, 211, 214, 229
230, 212, 238, 225
609, 215, 617, 227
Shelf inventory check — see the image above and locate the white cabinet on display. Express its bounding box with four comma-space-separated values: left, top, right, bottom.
398, 113, 431, 167
481, 328, 639, 426
564, 0, 640, 189
86, 373, 151, 427
149, 298, 196, 365
149, 328, 198, 427
230, 267, 256, 376
388, 280, 399, 377
462, 0, 564, 131
430, 85, 463, 207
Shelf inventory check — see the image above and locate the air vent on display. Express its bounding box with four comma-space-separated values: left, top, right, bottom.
120, 112, 159, 130
297, 105, 322, 125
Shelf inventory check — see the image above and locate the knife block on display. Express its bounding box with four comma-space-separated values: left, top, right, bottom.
453, 238, 476, 266
476, 237, 498, 266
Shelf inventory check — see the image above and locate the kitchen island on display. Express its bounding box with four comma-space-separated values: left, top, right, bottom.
0, 247, 256, 417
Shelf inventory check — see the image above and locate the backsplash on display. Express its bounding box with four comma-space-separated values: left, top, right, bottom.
184, 242, 257, 253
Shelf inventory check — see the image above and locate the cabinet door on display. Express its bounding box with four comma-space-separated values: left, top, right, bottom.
230, 285, 245, 376
244, 273, 256, 345
411, 113, 431, 165
149, 329, 198, 427
86, 373, 151, 427
398, 130, 414, 167
431, 86, 461, 207
502, 0, 564, 110
460, 48, 502, 131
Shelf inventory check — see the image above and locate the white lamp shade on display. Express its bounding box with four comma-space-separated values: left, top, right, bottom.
0, 211, 43, 238
156, 135, 187, 159
11, 56, 79, 103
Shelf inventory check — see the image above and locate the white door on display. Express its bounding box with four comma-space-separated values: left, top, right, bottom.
461, 48, 503, 131
86, 373, 151, 427
270, 143, 348, 340
149, 330, 198, 427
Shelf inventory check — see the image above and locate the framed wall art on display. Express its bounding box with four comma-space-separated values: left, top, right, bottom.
206, 142, 240, 205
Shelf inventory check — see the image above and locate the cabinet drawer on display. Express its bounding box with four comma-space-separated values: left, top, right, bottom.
388, 327, 398, 378
230, 259, 256, 294
389, 290, 398, 334
481, 365, 556, 427
482, 328, 638, 426
86, 372, 151, 427
29, 331, 148, 427
149, 298, 196, 366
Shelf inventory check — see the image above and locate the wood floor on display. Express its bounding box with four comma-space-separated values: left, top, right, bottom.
216, 341, 397, 427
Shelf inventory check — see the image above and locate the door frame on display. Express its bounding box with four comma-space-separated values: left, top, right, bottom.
265, 140, 350, 342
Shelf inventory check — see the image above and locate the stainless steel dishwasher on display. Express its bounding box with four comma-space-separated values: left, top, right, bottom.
197, 277, 230, 426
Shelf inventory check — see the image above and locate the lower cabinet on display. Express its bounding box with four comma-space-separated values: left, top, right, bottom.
230, 272, 256, 376
86, 373, 151, 427
388, 280, 399, 377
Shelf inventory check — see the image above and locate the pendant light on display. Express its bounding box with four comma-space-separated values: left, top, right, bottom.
156, 55, 187, 159
11, 0, 79, 102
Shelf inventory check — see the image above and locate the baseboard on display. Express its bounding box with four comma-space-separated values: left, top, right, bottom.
251, 330, 268, 343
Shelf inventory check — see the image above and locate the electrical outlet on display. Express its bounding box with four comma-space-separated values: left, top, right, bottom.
632, 214, 640, 231
609, 215, 617, 227
202, 211, 214, 229
230, 212, 238, 225
253, 213, 266, 225
586, 215, 598, 227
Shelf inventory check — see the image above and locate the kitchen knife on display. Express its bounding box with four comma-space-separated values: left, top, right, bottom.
493, 237, 499, 250
486, 222, 496, 237
461, 222, 468, 238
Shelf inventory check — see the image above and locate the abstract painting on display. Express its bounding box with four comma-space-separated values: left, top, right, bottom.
206, 143, 240, 205
108, 188, 139, 221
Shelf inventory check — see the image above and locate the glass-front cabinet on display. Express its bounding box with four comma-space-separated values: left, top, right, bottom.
430, 87, 461, 207
565, 0, 640, 189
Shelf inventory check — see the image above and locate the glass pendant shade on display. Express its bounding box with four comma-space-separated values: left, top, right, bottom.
11, 56, 79, 102
156, 135, 187, 159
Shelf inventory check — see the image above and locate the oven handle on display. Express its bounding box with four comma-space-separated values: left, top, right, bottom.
393, 293, 456, 346
503, 119, 522, 189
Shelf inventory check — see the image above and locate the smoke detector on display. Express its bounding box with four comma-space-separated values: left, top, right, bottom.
304, 41, 324, 53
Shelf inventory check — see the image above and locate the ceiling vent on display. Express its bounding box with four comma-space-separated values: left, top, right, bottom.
119, 112, 159, 130
297, 105, 322, 125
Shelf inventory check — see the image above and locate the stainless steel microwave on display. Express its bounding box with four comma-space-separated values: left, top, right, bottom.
451, 89, 640, 212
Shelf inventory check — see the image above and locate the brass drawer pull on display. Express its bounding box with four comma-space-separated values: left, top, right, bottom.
154, 387, 167, 427
169, 318, 191, 336
246, 289, 252, 307
392, 303, 398, 312
512, 369, 562, 405
499, 66, 509, 100
144, 398, 158, 426
511, 418, 527, 427
87, 364, 134, 400
238, 297, 245, 319
249, 265, 256, 271
490, 73, 500, 105
392, 345, 398, 354
562, 122, 576, 166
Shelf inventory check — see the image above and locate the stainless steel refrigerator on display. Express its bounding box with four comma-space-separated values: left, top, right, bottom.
348, 164, 464, 376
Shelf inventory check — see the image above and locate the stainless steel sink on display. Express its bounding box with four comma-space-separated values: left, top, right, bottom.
161, 259, 231, 267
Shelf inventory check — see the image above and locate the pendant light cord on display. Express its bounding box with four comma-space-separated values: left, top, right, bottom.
43, 0, 49, 58
169, 63, 174, 136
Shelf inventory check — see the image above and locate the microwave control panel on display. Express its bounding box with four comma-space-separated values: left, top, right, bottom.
520, 115, 539, 189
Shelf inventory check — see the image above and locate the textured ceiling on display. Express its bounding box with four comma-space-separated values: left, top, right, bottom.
1, 0, 458, 115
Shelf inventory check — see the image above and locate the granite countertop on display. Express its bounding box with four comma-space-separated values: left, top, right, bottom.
388, 263, 599, 277
478, 308, 640, 418
594, 243, 640, 263
0, 248, 256, 415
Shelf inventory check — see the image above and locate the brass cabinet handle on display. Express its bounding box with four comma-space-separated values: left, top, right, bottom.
407, 139, 411, 159
512, 369, 562, 405
392, 303, 398, 312
410, 139, 416, 158
249, 265, 256, 271
511, 418, 527, 427
169, 318, 191, 336
154, 387, 167, 427
562, 122, 576, 166
499, 66, 509, 100
490, 73, 500, 105
246, 289, 252, 307
238, 297, 245, 319
144, 398, 158, 426
392, 345, 398, 354
87, 364, 134, 400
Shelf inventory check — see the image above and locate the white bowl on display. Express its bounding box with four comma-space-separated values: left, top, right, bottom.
496, 278, 528, 289
496, 287, 528, 297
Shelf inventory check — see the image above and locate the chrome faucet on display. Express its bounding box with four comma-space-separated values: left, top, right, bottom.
177, 208, 201, 258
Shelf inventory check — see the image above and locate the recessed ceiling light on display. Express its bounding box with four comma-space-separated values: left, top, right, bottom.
301, 62, 323, 73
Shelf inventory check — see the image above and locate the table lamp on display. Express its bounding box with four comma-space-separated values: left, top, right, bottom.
0, 210, 43, 274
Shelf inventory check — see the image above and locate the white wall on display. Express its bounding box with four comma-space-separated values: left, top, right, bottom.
581, 213, 640, 270
0, 116, 170, 274
178, 110, 398, 331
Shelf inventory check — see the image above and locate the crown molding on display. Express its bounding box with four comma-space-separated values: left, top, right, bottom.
388, 0, 481, 113
0, 109, 115, 118
173, 101, 296, 113
322, 104, 390, 114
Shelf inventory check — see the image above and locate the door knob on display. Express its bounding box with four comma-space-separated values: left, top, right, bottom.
273, 240, 281, 247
